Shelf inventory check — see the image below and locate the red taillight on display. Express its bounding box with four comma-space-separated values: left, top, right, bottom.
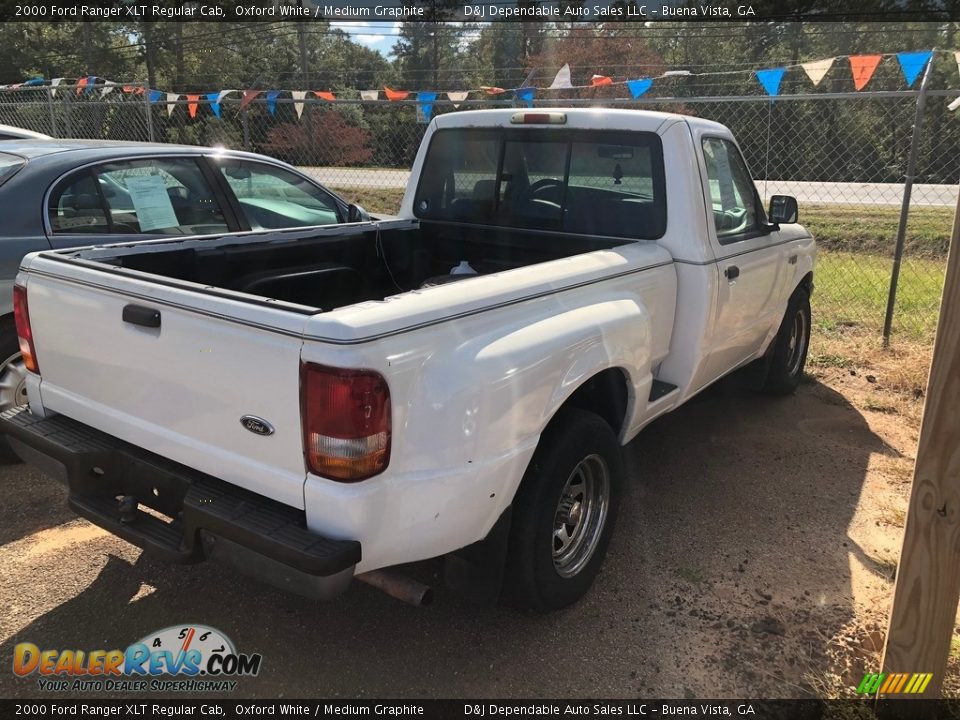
13, 284, 38, 374
301, 363, 391, 482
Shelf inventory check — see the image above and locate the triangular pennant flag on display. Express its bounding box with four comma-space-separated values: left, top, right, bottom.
206, 92, 222, 119
417, 91, 438, 122
481, 86, 506, 95
626, 78, 653, 99
949, 95, 960, 112
849, 55, 883, 91
23, 77, 44, 87
755, 67, 786, 97
515, 87, 535, 108
384, 86, 409, 101
122, 85, 144, 95
166, 93, 179, 117
896, 50, 932, 88
186, 94, 200, 119
84, 76, 97, 94
446, 90, 468, 108
292, 90, 306, 119
101, 81, 116, 97
265, 90, 281, 115
240, 90, 261, 110
216, 90, 236, 105
548, 64, 573, 90
148, 89, 163, 103
314, 91, 336, 102
50, 78, 63, 97
360, 90, 379, 101
800, 57, 834, 87
591, 75, 613, 87
955, 51, 960, 79
75, 77, 89, 95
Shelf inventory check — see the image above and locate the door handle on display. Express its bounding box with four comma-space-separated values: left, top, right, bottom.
724, 265, 740, 281
122, 304, 161, 328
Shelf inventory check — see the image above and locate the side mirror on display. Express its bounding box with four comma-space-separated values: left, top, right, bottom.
768, 195, 798, 224
347, 203, 370, 223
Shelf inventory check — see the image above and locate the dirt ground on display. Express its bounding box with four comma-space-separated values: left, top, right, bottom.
0, 362, 949, 699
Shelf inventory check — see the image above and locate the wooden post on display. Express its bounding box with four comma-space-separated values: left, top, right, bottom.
881, 185, 960, 696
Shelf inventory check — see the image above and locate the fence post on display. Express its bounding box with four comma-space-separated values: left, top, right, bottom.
142, 83, 155, 142
242, 107, 250, 151
882, 54, 935, 346
45, 87, 58, 138
63, 86, 73, 138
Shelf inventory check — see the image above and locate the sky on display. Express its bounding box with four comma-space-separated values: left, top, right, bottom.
331, 21, 402, 57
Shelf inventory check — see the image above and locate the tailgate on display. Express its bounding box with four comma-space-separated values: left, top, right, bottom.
22, 258, 311, 510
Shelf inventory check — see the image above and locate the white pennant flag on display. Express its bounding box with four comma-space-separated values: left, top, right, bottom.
948, 96, 960, 111
801, 57, 834, 87
548, 64, 573, 90
50, 78, 63, 97
167, 93, 180, 117
446, 90, 468, 108
216, 89, 236, 104
292, 90, 307, 119
955, 51, 960, 78
101, 81, 116, 97
360, 90, 379, 101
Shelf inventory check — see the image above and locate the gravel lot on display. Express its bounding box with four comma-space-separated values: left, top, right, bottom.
0, 374, 917, 699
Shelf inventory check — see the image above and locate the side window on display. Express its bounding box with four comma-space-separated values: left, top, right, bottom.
48, 171, 111, 234
702, 138, 760, 240
215, 160, 340, 230
95, 158, 228, 235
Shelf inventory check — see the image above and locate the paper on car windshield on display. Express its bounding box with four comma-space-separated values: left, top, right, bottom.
125, 175, 179, 231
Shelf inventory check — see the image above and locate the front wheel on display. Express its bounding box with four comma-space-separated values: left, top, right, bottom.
504, 409, 624, 612
762, 288, 811, 395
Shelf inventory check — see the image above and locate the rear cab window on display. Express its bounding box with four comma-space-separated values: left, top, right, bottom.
413, 128, 666, 240
0, 152, 26, 188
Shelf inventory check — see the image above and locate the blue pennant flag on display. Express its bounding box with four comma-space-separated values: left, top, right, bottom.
515, 87, 535, 108
85, 76, 97, 94
206, 92, 222, 118
626, 78, 653, 99
896, 50, 932, 88
265, 90, 281, 115
756, 68, 786, 97
23, 77, 44, 87
417, 92, 437, 122
149, 89, 163, 103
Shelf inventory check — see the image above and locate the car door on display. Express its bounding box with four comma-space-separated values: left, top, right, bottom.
45, 156, 239, 249
696, 134, 788, 386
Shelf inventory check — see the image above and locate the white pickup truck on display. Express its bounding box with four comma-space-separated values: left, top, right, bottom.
2, 109, 814, 611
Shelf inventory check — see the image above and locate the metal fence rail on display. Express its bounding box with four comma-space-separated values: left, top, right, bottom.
1, 83, 956, 344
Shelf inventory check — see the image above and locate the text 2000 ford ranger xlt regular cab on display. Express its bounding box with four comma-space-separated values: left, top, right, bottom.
2, 109, 814, 611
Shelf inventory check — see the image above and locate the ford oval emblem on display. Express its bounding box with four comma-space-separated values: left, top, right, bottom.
240, 415, 275, 436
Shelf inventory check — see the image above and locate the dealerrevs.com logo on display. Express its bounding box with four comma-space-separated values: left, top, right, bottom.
13, 624, 262, 692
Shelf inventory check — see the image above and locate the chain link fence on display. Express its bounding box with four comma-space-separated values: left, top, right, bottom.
0, 83, 956, 344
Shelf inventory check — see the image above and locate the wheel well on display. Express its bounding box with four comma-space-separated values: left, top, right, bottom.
798, 271, 814, 296
557, 368, 629, 438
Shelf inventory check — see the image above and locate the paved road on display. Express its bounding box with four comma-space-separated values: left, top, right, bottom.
0, 379, 888, 699
299, 166, 957, 207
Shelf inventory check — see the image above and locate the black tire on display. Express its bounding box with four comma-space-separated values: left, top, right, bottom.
0, 317, 24, 464
503, 409, 624, 612
762, 287, 811, 396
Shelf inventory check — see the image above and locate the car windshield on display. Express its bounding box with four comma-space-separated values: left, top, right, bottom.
0, 152, 25, 187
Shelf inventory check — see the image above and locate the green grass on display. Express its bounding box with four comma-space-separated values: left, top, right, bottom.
802, 203, 952, 259
330, 186, 404, 215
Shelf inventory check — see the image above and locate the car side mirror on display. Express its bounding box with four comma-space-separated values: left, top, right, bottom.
768, 195, 798, 224
347, 203, 370, 223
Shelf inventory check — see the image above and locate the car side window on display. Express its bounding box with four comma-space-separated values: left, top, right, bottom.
215, 160, 341, 230
49, 159, 229, 236
702, 138, 760, 241
48, 171, 111, 234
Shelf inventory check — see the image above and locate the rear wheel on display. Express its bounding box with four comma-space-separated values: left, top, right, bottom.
762, 288, 811, 395
504, 409, 623, 612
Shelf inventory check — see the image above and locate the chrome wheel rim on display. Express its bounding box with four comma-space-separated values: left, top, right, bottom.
786, 309, 808, 377
0, 352, 28, 413
552, 454, 610, 578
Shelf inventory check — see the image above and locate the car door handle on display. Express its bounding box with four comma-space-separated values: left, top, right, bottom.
724, 265, 740, 280
122, 304, 161, 328
787, 254, 798, 265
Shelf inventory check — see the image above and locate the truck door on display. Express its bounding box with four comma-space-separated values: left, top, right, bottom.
696, 135, 787, 387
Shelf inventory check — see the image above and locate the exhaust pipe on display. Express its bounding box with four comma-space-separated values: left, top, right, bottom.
356, 569, 434, 607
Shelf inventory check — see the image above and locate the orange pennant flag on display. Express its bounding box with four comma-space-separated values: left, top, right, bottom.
591, 75, 613, 86
240, 90, 262, 110
384, 86, 409, 101
481, 86, 506, 95
313, 91, 336, 102
186, 94, 200, 118
75, 77, 88, 95
122, 85, 144, 95
849, 55, 882, 91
